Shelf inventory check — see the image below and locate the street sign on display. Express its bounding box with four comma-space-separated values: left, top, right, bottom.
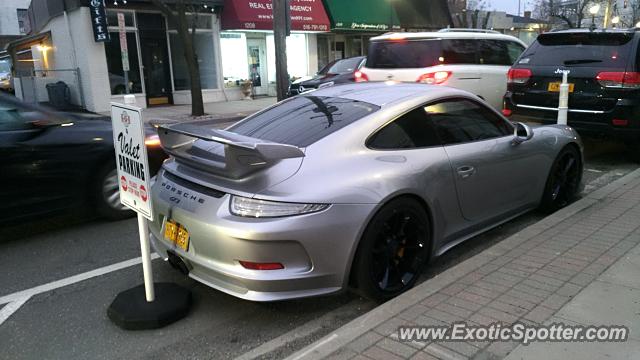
118, 13, 130, 72
110, 102, 153, 220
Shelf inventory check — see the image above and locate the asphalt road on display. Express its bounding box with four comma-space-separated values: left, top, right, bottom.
0, 136, 637, 360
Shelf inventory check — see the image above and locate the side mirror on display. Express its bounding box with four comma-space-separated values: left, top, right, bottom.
512, 122, 533, 145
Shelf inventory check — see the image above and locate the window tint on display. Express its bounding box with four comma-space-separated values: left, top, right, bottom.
228, 96, 380, 147
478, 40, 523, 65
322, 57, 364, 74
426, 99, 513, 145
518, 32, 635, 69
367, 107, 440, 149
441, 39, 478, 64
366, 39, 442, 69
506, 41, 525, 64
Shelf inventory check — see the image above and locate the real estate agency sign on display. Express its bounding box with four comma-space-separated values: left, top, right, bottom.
222, 0, 330, 31
110, 103, 153, 220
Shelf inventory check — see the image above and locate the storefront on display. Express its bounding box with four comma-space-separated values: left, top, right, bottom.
10, 0, 225, 113
220, 0, 330, 96
318, 0, 401, 69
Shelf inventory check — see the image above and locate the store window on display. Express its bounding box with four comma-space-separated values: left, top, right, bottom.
169, 33, 217, 90
220, 32, 249, 88
168, 14, 218, 91
105, 32, 143, 94
106, 11, 134, 27
266, 33, 309, 82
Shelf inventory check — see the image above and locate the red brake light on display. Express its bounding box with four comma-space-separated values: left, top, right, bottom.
417, 71, 451, 85
354, 70, 368, 82
502, 109, 512, 117
612, 119, 629, 126
239, 261, 284, 270
596, 72, 640, 89
507, 68, 532, 84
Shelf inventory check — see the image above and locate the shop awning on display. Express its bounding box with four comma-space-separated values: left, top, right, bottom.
322, 0, 400, 32
323, 0, 452, 31
221, 0, 330, 32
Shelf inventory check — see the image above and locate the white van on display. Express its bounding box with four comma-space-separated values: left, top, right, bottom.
357, 30, 527, 110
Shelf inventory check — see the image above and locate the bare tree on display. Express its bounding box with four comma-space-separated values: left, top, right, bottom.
536, 0, 602, 28
151, 0, 206, 116
626, 0, 640, 26
448, 0, 491, 28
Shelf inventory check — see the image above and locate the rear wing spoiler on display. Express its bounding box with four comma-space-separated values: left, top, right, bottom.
157, 123, 305, 179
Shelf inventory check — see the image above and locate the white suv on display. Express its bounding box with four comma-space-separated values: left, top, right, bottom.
357, 30, 527, 110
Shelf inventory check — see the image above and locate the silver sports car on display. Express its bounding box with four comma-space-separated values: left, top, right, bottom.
150, 83, 583, 302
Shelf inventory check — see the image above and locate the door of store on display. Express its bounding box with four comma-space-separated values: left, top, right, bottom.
247, 38, 268, 96
137, 13, 173, 106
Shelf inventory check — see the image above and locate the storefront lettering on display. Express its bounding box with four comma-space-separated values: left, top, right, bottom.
88, 0, 110, 43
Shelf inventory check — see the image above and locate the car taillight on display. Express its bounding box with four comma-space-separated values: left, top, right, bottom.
596, 72, 640, 89
507, 68, 532, 84
354, 71, 368, 82
417, 71, 451, 85
502, 109, 512, 117
612, 119, 629, 126
239, 261, 284, 270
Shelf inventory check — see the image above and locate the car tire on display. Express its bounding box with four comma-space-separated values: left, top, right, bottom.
94, 161, 135, 221
351, 197, 431, 302
539, 145, 582, 213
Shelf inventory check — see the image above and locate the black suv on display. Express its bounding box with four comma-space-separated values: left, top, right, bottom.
503, 29, 640, 156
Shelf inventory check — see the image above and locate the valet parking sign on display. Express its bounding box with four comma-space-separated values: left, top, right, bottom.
111, 102, 153, 220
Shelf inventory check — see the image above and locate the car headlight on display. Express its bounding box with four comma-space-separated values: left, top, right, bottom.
230, 195, 329, 218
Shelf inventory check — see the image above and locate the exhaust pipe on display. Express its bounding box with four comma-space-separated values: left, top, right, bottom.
167, 250, 190, 276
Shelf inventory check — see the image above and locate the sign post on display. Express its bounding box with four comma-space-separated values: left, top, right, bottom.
557, 71, 569, 125
118, 12, 130, 94
107, 97, 191, 330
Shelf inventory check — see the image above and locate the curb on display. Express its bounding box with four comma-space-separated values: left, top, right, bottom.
285, 168, 640, 360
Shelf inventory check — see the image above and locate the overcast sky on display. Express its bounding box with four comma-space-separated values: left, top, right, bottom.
486, 0, 529, 15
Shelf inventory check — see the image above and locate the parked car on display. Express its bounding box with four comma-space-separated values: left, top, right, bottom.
0, 59, 13, 93
150, 82, 583, 302
503, 28, 640, 160
287, 56, 366, 97
357, 31, 527, 110
0, 93, 166, 223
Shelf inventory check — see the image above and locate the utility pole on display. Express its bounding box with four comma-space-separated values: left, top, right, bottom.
603, 0, 614, 27
273, 0, 289, 101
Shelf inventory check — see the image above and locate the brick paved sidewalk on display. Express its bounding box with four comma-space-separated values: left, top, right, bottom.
287, 168, 640, 360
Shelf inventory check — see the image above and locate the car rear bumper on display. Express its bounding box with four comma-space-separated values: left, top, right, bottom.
149, 170, 376, 301
504, 92, 640, 141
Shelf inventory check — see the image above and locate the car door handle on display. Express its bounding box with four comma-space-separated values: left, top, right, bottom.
457, 166, 476, 179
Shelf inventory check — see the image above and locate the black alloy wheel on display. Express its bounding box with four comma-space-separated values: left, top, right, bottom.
540, 146, 582, 212
352, 198, 431, 302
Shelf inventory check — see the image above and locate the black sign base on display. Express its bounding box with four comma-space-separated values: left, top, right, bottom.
107, 282, 191, 330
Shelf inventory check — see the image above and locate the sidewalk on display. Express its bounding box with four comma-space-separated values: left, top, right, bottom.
287, 168, 640, 360
100, 97, 276, 123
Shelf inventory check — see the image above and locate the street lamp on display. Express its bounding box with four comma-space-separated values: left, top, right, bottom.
611, 16, 620, 27
589, 4, 600, 30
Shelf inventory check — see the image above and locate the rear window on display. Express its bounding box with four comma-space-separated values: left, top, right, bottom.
227, 96, 380, 147
320, 57, 364, 75
367, 38, 524, 68
518, 32, 636, 68
367, 39, 442, 68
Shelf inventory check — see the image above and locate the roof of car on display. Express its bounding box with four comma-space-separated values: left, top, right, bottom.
306, 82, 470, 107
547, 28, 639, 34
371, 31, 525, 44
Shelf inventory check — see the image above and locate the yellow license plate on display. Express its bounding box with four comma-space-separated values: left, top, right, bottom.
164, 220, 190, 251
548, 82, 574, 92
